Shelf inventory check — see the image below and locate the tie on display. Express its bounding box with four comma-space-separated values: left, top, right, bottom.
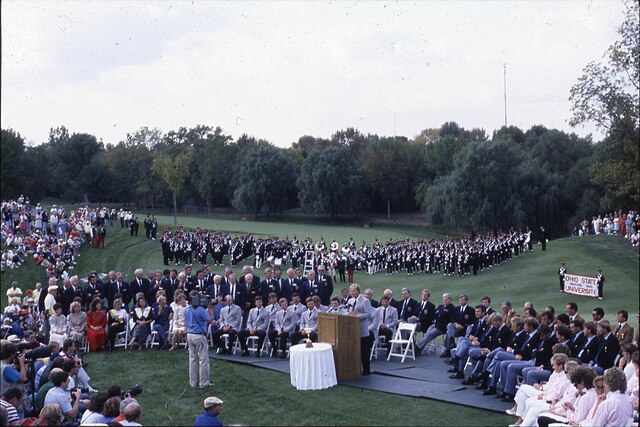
402, 300, 407, 316
421, 301, 425, 312
257, 308, 260, 319
231, 285, 235, 301
383, 307, 387, 323
352, 297, 357, 312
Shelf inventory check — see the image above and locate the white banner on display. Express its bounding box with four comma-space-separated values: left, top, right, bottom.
563, 273, 600, 298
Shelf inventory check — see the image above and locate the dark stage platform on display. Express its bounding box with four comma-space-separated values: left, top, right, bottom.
209, 347, 512, 413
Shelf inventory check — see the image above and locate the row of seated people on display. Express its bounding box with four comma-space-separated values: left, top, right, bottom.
504, 354, 638, 427
384, 290, 638, 426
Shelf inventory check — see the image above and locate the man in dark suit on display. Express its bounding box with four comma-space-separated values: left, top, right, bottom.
481, 296, 495, 316
260, 268, 278, 301
111, 272, 130, 309
463, 312, 512, 386
161, 269, 178, 302
482, 317, 539, 396
569, 318, 586, 357
397, 288, 418, 322
206, 275, 227, 300
226, 274, 247, 315
316, 265, 334, 306
304, 271, 321, 301
576, 321, 600, 364
591, 319, 621, 374
442, 294, 476, 357
449, 305, 490, 378
61, 277, 83, 314
409, 289, 436, 332
271, 269, 287, 300
83, 274, 100, 311
415, 293, 455, 354
498, 324, 551, 401
130, 268, 150, 303
245, 274, 262, 310
191, 269, 209, 294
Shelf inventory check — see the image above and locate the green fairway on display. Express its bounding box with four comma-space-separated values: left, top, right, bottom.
1, 214, 638, 426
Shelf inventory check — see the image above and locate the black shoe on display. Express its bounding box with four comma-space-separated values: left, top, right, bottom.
443, 358, 454, 365
279, 353, 286, 359
449, 372, 464, 379
255, 353, 261, 358
482, 388, 497, 396
440, 349, 451, 358
476, 382, 488, 390
500, 395, 514, 403
496, 392, 507, 399
447, 367, 458, 373
415, 346, 422, 355
461, 377, 475, 385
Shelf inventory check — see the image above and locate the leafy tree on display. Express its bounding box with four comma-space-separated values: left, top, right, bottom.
297, 146, 367, 219
193, 127, 235, 215
1, 129, 26, 197
569, 0, 639, 209
232, 144, 297, 217
153, 149, 193, 225
361, 137, 411, 218
569, 0, 639, 136
424, 139, 525, 232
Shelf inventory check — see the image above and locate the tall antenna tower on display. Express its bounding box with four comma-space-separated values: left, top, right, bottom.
502, 62, 508, 127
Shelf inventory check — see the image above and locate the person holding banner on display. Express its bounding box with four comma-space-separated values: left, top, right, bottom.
557, 261, 566, 293
596, 267, 605, 300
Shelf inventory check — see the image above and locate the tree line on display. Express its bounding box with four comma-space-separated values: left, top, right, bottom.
1, 1, 637, 237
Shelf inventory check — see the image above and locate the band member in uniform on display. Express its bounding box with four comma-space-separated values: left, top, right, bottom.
596, 267, 605, 300
558, 261, 566, 293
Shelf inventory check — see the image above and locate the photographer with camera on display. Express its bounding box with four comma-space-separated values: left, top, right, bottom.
1, 341, 27, 396
185, 291, 212, 388
43, 370, 81, 423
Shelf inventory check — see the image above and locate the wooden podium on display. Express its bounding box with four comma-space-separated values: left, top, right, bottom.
318, 312, 361, 381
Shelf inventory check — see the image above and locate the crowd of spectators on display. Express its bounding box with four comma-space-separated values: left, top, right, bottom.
575, 210, 640, 246
1, 256, 638, 425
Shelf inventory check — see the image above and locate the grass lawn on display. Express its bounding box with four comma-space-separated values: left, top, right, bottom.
1, 212, 638, 426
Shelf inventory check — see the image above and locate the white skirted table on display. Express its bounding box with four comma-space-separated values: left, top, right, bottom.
289, 343, 338, 390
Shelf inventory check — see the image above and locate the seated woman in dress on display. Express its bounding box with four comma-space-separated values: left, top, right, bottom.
66, 301, 86, 346
49, 303, 68, 346
170, 293, 188, 350
129, 296, 152, 350
107, 298, 128, 351
153, 296, 173, 349
86, 298, 107, 351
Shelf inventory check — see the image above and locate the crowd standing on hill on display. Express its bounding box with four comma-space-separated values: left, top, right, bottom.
574, 210, 640, 246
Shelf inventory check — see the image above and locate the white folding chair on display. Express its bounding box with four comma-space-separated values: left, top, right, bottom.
370, 334, 388, 360
387, 323, 417, 363
246, 335, 269, 356
112, 314, 129, 350
220, 333, 240, 355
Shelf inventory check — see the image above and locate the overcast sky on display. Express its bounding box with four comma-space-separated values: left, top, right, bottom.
1, 0, 623, 147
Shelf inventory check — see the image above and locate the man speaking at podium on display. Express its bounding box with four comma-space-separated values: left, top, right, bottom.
347, 283, 374, 376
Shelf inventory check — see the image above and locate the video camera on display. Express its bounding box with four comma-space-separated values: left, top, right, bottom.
190, 292, 210, 308
122, 384, 143, 399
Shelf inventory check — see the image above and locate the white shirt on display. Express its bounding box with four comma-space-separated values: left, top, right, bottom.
591, 390, 634, 427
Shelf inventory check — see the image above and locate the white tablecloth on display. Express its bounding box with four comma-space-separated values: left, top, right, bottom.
289, 343, 338, 390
